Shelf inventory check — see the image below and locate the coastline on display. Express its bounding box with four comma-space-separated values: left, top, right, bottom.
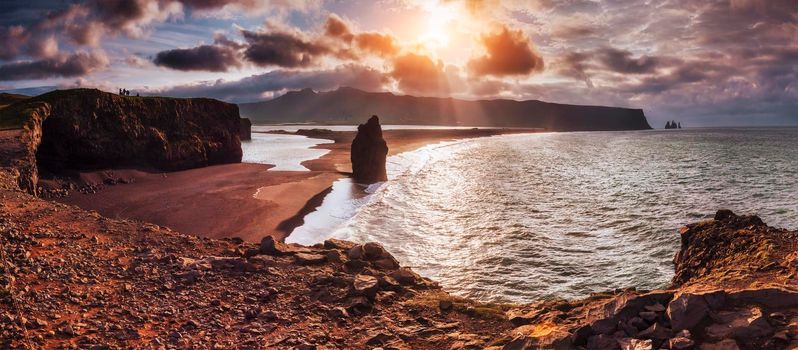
53, 127, 541, 242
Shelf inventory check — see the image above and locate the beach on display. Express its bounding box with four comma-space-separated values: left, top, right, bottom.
53, 127, 539, 242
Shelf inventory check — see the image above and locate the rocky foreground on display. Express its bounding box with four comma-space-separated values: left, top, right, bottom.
2, 163, 798, 349
1, 89, 798, 350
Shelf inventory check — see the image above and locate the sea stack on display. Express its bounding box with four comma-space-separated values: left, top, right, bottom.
351, 115, 388, 183
240, 118, 252, 141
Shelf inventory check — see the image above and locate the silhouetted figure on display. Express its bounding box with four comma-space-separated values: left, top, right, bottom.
678, 122, 682, 129
666, 121, 672, 129
136, 93, 140, 97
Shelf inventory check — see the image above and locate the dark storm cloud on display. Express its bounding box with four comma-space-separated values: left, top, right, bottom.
153, 64, 387, 102
555, 52, 594, 88
0, 51, 108, 80
596, 47, 661, 74
241, 29, 333, 68
153, 35, 244, 72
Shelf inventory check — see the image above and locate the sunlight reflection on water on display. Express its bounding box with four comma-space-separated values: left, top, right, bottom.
288, 128, 798, 303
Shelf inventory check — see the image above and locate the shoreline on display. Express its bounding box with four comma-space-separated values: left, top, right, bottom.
52, 127, 541, 243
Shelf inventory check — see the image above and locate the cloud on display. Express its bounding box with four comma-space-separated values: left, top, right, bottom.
467, 26, 544, 76
0, 51, 109, 81
153, 35, 243, 72
242, 29, 333, 68
390, 53, 451, 96
324, 14, 353, 42
152, 64, 386, 102
0, 26, 29, 60
323, 14, 399, 58
27, 35, 59, 59
355, 32, 399, 57
596, 47, 662, 74
151, 14, 402, 72
89, 0, 184, 38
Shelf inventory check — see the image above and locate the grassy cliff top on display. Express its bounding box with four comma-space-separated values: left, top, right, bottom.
0, 88, 233, 130
0, 92, 30, 110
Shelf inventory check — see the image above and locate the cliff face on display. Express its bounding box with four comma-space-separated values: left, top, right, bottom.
0, 89, 243, 193
239, 87, 652, 131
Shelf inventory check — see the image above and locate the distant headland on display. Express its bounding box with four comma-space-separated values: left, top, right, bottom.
239, 87, 652, 131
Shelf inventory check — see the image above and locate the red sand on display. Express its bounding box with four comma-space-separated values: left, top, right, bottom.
55, 128, 539, 242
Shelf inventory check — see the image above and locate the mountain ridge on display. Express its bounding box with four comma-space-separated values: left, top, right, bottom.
239, 87, 652, 131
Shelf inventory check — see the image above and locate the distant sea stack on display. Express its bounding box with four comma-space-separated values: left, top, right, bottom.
665, 120, 683, 129
351, 115, 388, 183
239, 87, 652, 131
240, 118, 252, 141
0, 89, 243, 194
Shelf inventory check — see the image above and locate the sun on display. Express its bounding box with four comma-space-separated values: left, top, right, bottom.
418, 2, 459, 49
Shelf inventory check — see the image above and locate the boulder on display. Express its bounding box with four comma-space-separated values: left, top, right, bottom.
667, 293, 711, 331
294, 253, 326, 265
353, 274, 379, 297
350, 115, 388, 183
362, 242, 386, 260
390, 268, 422, 285
324, 239, 357, 251
705, 307, 773, 340
347, 245, 364, 260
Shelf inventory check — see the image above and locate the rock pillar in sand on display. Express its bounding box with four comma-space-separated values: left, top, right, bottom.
351, 115, 388, 183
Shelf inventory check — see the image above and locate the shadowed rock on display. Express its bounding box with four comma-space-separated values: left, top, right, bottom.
240, 118, 252, 141
350, 115, 388, 183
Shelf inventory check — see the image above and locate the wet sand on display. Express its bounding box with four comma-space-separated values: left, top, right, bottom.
55, 128, 540, 242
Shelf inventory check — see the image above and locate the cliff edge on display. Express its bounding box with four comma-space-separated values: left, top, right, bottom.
0, 89, 243, 195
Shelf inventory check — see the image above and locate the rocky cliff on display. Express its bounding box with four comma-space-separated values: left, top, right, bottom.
0, 89, 243, 194
239, 87, 652, 131
350, 115, 388, 183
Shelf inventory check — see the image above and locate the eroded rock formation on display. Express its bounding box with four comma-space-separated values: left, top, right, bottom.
350, 115, 388, 183
0, 89, 244, 194
240, 117, 252, 141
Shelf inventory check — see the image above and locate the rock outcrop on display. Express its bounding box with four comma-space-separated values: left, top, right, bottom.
240, 117, 252, 141
0, 89, 243, 194
350, 115, 388, 183
502, 210, 798, 349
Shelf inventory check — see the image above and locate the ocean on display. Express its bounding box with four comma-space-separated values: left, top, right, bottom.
275, 128, 798, 303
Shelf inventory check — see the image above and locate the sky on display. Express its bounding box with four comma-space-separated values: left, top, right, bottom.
0, 0, 796, 127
